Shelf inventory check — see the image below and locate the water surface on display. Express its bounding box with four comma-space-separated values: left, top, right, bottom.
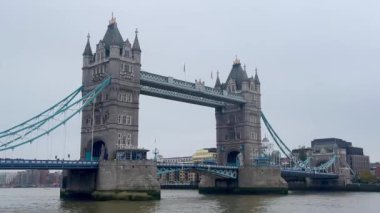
0, 188, 378, 213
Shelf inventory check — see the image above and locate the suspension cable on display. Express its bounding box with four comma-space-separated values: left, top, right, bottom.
0, 86, 82, 137
0, 76, 111, 151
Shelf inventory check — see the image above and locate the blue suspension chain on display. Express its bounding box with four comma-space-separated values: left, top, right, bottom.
0, 76, 111, 151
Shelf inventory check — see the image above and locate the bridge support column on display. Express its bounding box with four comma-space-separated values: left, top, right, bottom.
199, 167, 288, 194
304, 177, 346, 190
93, 160, 160, 200
60, 170, 97, 199
238, 166, 288, 194
60, 160, 160, 200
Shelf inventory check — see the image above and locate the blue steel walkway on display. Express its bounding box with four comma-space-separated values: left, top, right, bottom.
0, 158, 98, 170
0, 159, 339, 180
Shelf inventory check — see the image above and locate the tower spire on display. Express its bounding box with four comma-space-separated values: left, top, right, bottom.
254, 67, 260, 84
83, 33, 93, 56
109, 12, 116, 24
132, 28, 141, 51
214, 70, 222, 89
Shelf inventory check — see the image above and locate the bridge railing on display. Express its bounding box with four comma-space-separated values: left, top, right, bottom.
0, 158, 99, 170
156, 163, 238, 169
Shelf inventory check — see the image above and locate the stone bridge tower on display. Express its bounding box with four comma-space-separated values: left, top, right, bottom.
61, 18, 160, 201
199, 58, 287, 194
80, 17, 141, 161
215, 59, 261, 167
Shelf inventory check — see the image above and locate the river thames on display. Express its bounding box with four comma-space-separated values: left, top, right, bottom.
0, 188, 379, 213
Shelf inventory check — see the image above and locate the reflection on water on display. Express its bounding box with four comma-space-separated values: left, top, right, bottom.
0, 188, 379, 213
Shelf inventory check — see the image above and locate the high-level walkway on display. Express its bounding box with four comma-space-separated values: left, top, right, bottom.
140, 71, 246, 107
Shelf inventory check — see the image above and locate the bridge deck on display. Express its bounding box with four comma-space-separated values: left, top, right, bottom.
0, 159, 98, 170
0, 159, 339, 179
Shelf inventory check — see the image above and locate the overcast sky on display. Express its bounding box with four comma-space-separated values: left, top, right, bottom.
0, 0, 379, 162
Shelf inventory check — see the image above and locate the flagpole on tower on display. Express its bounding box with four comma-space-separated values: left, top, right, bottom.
183, 63, 186, 81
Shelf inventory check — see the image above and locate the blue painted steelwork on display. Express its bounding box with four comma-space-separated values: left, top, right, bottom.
0, 158, 98, 170
140, 85, 226, 108
313, 155, 337, 173
156, 163, 338, 180
156, 163, 238, 179
0, 158, 338, 179
140, 71, 246, 106
0, 76, 111, 151
0, 86, 82, 138
281, 168, 338, 179
261, 112, 338, 173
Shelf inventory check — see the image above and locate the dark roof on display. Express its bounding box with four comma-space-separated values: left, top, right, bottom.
254, 69, 260, 84
204, 148, 217, 153
226, 62, 248, 90
132, 34, 141, 51
125, 39, 131, 47
311, 138, 352, 148
102, 22, 124, 50
214, 75, 221, 89
82, 38, 92, 56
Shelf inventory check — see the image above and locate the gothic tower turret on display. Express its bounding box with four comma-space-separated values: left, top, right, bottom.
80, 17, 141, 161
82, 34, 93, 67
132, 29, 141, 64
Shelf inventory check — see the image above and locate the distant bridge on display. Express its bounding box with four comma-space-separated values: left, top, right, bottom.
0, 159, 338, 180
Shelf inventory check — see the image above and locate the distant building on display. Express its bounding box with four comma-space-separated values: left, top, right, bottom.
370, 162, 380, 178
162, 156, 192, 164
8, 170, 61, 187
192, 148, 217, 163
0, 172, 5, 186
158, 148, 218, 185
311, 138, 370, 174
347, 155, 370, 173
376, 165, 380, 179
158, 156, 194, 184
292, 147, 312, 161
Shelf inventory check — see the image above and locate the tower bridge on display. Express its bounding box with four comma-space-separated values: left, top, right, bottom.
0, 18, 348, 200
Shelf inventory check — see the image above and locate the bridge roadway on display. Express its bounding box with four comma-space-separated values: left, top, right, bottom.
0, 159, 338, 180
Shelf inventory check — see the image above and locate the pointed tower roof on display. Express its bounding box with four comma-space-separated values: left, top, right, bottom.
102, 16, 124, 50
214, 71, 221, 89
226, 58, 248, 90
83, 33, 93, 56
254, 68, 260, 84
125, 38, 131, 47
132, 28, 141, 51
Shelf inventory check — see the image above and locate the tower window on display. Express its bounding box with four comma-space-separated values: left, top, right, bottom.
122, 135, 127, 145
124, 50, 130, 58
120, 63, 132, 75
95, 115, 101, 125
126, 133, 132, 145
251, 132, 258, 140
126, 92, 132, 102
118, 92, 133, 103
122, 115, 127, 124
127, 115, 132, 125
117, 133, 122, 148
